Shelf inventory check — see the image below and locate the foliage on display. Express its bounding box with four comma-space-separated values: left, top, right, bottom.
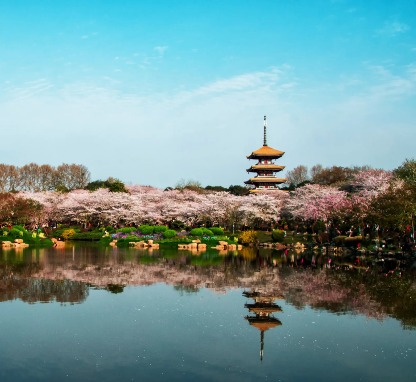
205, 185, 228, 192
393, 158, 416, 186
239, 230, 258, 244
170, 220, 186, 230
272, 229, 286, 242
190, 227, 214, 237
62, 229, 77, 240
153, 225, 168, 233
190, 228, 203, 236
162, 229, 177, 239
71, 232, 104, 241
117, 227, 137, 234
0, 225, 52, 246
209, 227, 224, 235
157, 237, 192, 247
125, 234, 141, 241
175, 179, 203, 192
85, 177, 127, 193
228, 185, 249, 196
8, 227, 25, 239
138, 225, 154, 235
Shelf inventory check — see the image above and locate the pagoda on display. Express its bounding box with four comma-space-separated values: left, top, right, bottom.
245, 116, 287, 193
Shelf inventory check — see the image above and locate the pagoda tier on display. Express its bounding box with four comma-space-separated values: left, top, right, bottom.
245, 116, 287, 193
246, 164, 285, 173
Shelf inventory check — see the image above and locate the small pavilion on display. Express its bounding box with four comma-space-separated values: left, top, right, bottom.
245, 116, 287, 193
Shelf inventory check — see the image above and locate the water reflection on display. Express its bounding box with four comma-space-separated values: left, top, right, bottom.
0, 243, 415, 329
243, 290, 283, 361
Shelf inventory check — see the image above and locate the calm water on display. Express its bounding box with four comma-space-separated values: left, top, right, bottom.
0, 243, 415, 382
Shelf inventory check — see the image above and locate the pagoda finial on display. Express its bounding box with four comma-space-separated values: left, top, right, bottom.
263, 116, 267, 146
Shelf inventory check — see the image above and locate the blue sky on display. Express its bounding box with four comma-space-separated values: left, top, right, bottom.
1, 0, 415, 188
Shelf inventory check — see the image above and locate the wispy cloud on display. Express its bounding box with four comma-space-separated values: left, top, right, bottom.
154, 46, 168, 56
6, 79, 54, 100
377, 21, 410, 37
192, 67, 291, 96
367, 64, 416, 99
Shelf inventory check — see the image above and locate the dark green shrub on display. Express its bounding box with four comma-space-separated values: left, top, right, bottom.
209, 227, 224, 235
117, 227, 137, 234
163, 229, 177, 239
71, 232, 104, 241
201, 228, 214, 236
8, 227, 24, 239
272, 229, 286, 242
153, 225, 168, 233
139, 225, 154, 235
190, 228, 203, 237
170, 220, 185, 230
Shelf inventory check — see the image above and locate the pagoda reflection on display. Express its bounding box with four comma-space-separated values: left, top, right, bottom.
243, 290, 283, 361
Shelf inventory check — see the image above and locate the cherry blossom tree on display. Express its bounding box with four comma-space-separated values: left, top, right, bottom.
284, 184, 349, 231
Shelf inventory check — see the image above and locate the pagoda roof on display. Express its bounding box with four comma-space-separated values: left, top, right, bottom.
245, 303, 282, 315
247, 164, 285, 172
245, 316, 282, 331
243, 291, 284, 300
247, 145, 285, 159
245, 177, 287, 184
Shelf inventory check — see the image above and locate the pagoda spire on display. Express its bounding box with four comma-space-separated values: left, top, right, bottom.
263, 115, 267, 146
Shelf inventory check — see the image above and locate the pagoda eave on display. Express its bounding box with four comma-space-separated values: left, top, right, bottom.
246, 177, 287, 184
247, 153, 284, 160
246, 165, 285, 172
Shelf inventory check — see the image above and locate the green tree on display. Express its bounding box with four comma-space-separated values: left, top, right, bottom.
394, 158, 416, 186
228, 185, 249, 196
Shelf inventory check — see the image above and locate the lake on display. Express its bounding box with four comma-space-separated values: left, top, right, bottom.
0, 243, 415, 382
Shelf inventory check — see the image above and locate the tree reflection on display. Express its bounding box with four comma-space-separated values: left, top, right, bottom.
0, 245, 414, 329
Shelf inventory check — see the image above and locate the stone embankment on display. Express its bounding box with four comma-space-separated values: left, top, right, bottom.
178, 240, 207, 251
1, 239, 29, 249
129, 239, 160, 249
213, 241, 243, 251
